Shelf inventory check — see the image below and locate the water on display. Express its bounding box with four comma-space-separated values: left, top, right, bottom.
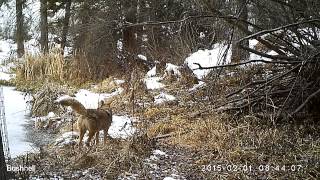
3, 86, 34, 158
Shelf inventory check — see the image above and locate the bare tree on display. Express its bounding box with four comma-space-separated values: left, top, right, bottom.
16, 0, 24, 58
61, 0, 72, 54
40, 0, 48, 53
122, 1, 138, 55
231, 0, 249, 62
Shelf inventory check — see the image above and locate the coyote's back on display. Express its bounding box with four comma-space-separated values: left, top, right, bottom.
58, 98, 113, 146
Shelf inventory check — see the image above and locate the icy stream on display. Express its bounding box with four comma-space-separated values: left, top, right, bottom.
3, 86, 33, 158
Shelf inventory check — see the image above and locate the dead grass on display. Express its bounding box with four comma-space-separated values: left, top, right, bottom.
59, 121, 78, 133
16, 49, 64, 83
18, 134, 153, 179
140, 64, 320, 178
145, 103, 320, 178
90, 77, 119, 93
64, 51, 94, 85
14, 49, 116, 90
31, 83, 73, 116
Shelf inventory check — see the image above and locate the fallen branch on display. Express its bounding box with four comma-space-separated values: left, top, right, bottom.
152, 131, 188, 141
193, 59, 304, 70
225, 79, 269, 98
122, 14, 258, 29
225, 64, 300, 100
215, 96, 265, 112
239, 19, 320, 43
237, 19, 320, 61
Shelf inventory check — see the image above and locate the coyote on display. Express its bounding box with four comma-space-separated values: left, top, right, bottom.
58, 98, 112, 147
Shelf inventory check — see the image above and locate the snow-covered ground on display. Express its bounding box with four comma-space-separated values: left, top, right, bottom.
144, 63, 181, 90
144, 66, 165, 90
109, 115, 135, 138
144, 77, 165, 90
3, 86, 33, 158
154, 92, 176, 104
184, 40, 279, 80
188, 81, 206, 92
0, 40, 16, 61
185, 43, 231, 79
0, 40, 16, 80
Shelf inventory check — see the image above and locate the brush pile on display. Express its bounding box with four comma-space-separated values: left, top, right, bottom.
31, 83, 72, 116
200, 20, 320, 122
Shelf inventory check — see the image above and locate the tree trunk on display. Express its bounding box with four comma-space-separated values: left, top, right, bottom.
123, 1, 138, 55
231, 0, 249, 63
123, 27, 137, 54
74, 1, 89, 51
61, 0, 72, 54
16, 0, 24, 58
40, 0, 48, 54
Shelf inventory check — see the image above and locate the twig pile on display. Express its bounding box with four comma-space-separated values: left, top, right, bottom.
197, 20, 320, 121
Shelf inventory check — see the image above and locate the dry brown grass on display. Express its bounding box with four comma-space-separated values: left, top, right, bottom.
64, 51, 93, 85
31, 83, 73, 116
18, 134, 153, 179
144, 103, 320, 178
15, 49, 115, 89
90, 77, 119, 93
139, 63, 320, 178
16, 49, 65, 83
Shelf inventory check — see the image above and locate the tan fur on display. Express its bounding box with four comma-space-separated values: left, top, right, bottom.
59, 98, 112, 147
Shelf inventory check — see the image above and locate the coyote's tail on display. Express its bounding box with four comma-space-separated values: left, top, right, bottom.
58, 98, 87, 115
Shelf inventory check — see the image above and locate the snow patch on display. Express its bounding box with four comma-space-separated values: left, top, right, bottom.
140, 149, 185, 179
0, 40, 16, 62
199, 32, 205, 39
147, 66, 157, 77
117, 40, 123, 51
154, 92, 176, 104
189, 81, 206, 92
33, 112, 60, 130
0, 71, 15, 81
75, 89, 110, 109
109, 116, 135, 138
144, 77, 165, 90
144, 66, 166, 90
138, 54, 147, 61
114, 79, 125, 85
0, 40, 17, 80
32, 112, 56, 122
165, 63, 181, 77
185, 43, 231, 79
153, 149, 167, 156
47, 112, 56, 118
54, 132, 79, 147
0, 62, 15, 73
163, 177, 177, 180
